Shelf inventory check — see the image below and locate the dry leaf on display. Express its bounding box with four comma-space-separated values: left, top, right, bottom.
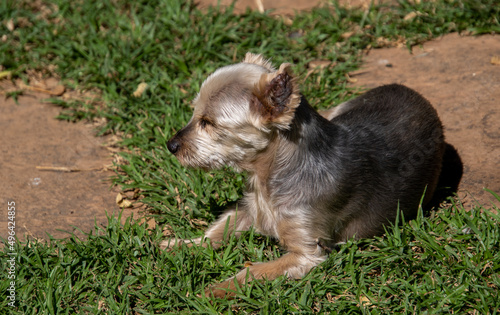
116, 193, 124, 204
0, 70, 12, 80
116, 193, 133, 208
326, 292, 336, 303
308, 60, 332, 69
132, 82, 148, 97
404, 11, 419, 21
120, 199, 133, 208
304, 60, 335, 81
345, 74, 357, 83
341, 31, 355, 39
98, 299, 106, 311
280, 15, 293, 26
50, 85, 66, 96
190, 218, 208, 226
6, 19, 14, 32
491, 56, 500, 65
359, 295, 371, 306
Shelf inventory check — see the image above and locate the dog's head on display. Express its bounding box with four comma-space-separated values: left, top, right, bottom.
167, 53, 300, 171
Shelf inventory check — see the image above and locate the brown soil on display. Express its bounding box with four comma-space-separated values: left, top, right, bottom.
1, 1, 498, 243
0, 79, 127, 243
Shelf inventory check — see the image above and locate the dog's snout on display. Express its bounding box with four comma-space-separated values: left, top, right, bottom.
167, 138, 181, 154
168, 124, 192, 155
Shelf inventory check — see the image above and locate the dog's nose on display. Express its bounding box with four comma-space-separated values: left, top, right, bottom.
167, 138, 180, 154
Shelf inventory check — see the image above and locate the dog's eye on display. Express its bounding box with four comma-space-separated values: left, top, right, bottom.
199, 118, 213, 129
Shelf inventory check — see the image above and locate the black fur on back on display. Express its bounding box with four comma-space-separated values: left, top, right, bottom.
271, 84, 447, 242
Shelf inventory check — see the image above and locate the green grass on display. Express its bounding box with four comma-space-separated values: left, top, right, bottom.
2, 203, 500, 313
1, 0, 500, 313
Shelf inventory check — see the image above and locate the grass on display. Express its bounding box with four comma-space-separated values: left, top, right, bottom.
1, 0, 500, 313
2, 202, 500, 313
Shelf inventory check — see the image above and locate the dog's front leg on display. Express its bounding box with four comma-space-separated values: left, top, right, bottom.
205, 220, 327, 298
160, 204, 253, 250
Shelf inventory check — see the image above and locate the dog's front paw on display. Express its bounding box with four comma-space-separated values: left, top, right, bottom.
160, 237, 204, 250
159, 238, 181, 250
204, 278, 239, 299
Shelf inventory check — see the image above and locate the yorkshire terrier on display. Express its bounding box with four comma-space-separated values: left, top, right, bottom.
163, 53, 445, 298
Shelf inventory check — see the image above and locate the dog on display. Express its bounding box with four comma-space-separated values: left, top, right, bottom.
163, 53, 445, 298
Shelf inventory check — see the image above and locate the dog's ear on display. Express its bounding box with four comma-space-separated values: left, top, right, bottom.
243, 52, 275, 71
250, 63, 300, 130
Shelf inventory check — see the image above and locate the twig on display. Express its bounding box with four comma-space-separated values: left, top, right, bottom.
349, 67, 374, 77
18, 83, 66, 96
36, 166, 107, 172
255, 0, 264, 13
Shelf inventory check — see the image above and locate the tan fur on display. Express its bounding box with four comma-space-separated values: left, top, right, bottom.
251, 63, 301, 130
318, 100, 356, 120
243, 52, 275, 71
207, 251, 325, 298
165, 54, 327, 297
206, 219, 326, 298
165, 54, 445, 298
165, 54, 329, 298
167, 56, 301, 172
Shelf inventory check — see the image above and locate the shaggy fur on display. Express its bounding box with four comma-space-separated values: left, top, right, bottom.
163, 53, 445, 298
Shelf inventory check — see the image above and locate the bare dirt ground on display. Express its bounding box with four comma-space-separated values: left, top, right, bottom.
1, 0, 498, 243
0, 79, 126, 242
